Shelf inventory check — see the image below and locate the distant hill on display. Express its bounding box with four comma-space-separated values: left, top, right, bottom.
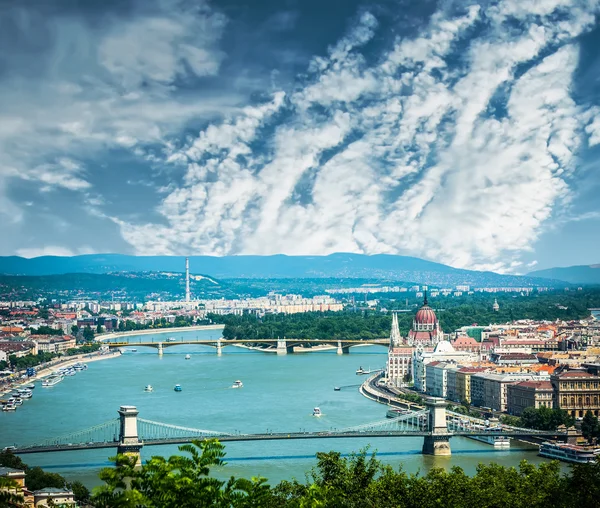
528, 264, 600, 285
0, 253, 562, 288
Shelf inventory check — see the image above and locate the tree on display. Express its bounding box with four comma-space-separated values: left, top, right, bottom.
69, 480, 90, 504
83, 325, 95, 342
96, 323, 103, 334
581, 410, 599, 443
25, 466, 67, 491
70, 325, 79, 336
0, 476, 24, 507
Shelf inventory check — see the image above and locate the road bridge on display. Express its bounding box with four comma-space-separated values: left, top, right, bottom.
7, 402, 568, 459
107, 338, 389, 355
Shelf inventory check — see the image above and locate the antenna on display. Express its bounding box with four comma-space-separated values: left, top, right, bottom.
185, 257, 190, 302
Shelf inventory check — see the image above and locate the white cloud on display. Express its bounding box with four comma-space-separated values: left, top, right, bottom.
115, 0, 600, 272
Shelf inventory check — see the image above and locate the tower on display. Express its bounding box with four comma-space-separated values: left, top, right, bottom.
389, 311, 402, 347
493, 298, 499, 312
117, 405, 143, 467
185, 257, 190, 302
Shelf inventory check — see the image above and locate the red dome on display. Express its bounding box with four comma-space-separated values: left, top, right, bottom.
414, 305, 437, 325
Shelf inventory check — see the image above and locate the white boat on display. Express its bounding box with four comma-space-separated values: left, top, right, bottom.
468, 434, 511, 448
1, 403, 16, 412
185, 354, 191, 360
25, 384, 35, 390
42, 375, 64, 387
64, 369, 76, 377
144, 385, 153, 392
12, 398, 23, 406
232, 380, 243, 388
312, 407, 322, 417
539, 442, 599, 464
17, 389, 32, 399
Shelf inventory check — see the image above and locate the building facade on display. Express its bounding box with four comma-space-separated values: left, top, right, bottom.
506, 380, 554, 416
551, 369, 600, 418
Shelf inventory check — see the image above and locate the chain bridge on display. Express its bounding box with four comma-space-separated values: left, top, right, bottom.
7, 399, 569, 460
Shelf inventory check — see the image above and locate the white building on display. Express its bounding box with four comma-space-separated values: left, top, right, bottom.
386, 312, 413, 386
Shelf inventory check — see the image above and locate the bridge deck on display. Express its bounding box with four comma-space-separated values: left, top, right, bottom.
13, 430, 563, 455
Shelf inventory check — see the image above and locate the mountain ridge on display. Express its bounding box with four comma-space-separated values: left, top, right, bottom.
527, 264, 600, 285
0, 253, 564, 288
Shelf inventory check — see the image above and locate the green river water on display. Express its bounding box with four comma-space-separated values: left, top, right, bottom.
0, 328, 554, 488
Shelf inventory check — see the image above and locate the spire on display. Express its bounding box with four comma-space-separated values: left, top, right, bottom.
423, 289, 428, 306
390, 311, 402, 347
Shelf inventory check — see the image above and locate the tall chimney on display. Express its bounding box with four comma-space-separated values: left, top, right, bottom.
185, 257, 190, 302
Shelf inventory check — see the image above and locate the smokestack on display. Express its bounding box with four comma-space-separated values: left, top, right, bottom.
185, 257, 190, 302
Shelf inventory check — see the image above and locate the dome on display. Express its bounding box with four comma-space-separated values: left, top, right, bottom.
434, 340, 455, 354
414, 305, 438, 325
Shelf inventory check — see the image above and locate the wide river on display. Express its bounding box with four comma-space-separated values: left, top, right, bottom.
1, 329, 554, 489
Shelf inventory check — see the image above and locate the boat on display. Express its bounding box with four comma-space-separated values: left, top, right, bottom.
1, 403, 16, 412
174, 384, 182, 392
25, 384, 35, 390
185, 354, 191, 360
64, 369, 76, 377
539, 442, 599, 464
144, 385, 153, 392
356, 366, 365, 375
312, 407, 322, 417
232, 380, 243, 388
334, 387, 341, 391
17, 390, 32, 399
386, 408, 412, 418
42, 375, 64, 387
129, 349, 137, 352
12, 398, 23, 406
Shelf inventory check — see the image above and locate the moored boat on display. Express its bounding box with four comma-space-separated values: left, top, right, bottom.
539, 442, 598, 464
42, 375, 64, 387
1, 403, 16, 412
25, 384, 35, 390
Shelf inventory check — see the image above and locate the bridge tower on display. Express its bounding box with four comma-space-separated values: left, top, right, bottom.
117, 405, 143, 467
157, 342, 163, 356
422, 398, 451, 456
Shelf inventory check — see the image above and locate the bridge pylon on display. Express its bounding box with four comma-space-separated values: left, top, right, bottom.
422, 398, 451, 456
157, 343, 163, 356
117, 405, 143, 467
277, 339, 290, 355
216, 339, 222, 356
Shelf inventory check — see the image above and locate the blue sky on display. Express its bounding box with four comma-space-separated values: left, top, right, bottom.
1, 0, 600, 273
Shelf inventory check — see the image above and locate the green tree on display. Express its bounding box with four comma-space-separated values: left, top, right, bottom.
0, 476, 24, 507
83, 325, 95, 342
581, 410, 599, 443
69, 480, 90, 504
25, 466, 67, 491
96, 323, 103, 334
70, 325, 79, 336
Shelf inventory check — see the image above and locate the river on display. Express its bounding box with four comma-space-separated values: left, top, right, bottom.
0, 329, 554, 489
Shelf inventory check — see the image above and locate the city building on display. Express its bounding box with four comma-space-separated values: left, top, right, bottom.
452, 367, 490, 404
425, 361, 458, 398
507, 380, 554, 416
385, 312, 413, 386
33, 487, 76, 507
407, 293, 443, 347
0, 467, 34, 507
471, 372, 542, 412
34, 336, 76, 354
551, 369, 600, 418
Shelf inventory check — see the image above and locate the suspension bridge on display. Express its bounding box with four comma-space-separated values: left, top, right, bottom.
7, 399, 570, 460
106, 338, 388, 355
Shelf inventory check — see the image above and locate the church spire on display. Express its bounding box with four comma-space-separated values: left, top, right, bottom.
389, 311, 402, 347
423, 289, 428, 306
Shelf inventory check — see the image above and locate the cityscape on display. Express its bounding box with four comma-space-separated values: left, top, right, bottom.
2, 0, 600, 506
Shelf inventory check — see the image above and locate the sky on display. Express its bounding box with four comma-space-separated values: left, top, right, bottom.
1, 0, 600, 273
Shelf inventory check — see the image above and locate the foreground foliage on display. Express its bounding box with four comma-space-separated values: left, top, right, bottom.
87, 440, 600, 508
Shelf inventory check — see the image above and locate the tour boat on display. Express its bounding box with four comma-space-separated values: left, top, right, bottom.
539, 442, 599, 464
185, 354, 191, 360
312, 407, 322, 417
42, 375, 64, 387
1, 403, 16, 412
144, 385, 153, 392
174, 384, 182, 392
232, 380, 243, 388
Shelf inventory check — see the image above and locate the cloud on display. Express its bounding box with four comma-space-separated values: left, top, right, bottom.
0, 0, 232, 221
113, 0, 600, 272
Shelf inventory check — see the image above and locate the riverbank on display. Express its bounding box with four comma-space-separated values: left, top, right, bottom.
0, 350, 122, 396
97, 324, 225, 342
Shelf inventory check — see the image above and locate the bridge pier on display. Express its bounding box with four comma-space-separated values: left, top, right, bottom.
157, 343, 163, 356
336, 341, 350, 354
117, 405, 143, 468
422, 398, 451, 456
216, 339, 222, 356
277, 339, 293, 355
